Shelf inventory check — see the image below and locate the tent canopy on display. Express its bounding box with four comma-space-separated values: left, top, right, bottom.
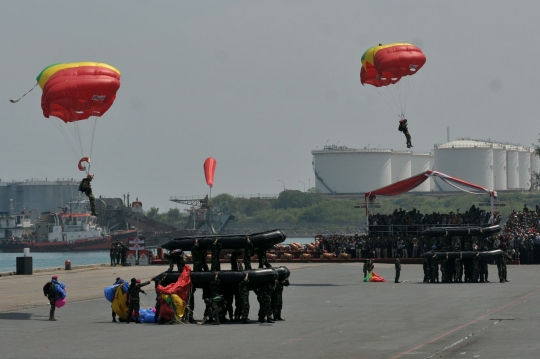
365, 170, 497, 201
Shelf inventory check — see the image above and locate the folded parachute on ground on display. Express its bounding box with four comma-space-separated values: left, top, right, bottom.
364, 271, 386, 282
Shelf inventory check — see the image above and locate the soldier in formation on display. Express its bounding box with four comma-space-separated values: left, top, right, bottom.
272, 275, 290, 321
166, 249, 185, 272
238, 273, 250, 324
243, 236, 254, 270
394, 255, 401, 283
191, 239, 209, 272
454, 253, 463, 283
255, 280, 275, 324
211, 239, 222, 271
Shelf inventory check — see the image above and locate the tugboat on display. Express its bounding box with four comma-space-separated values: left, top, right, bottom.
0, 202, 135, 253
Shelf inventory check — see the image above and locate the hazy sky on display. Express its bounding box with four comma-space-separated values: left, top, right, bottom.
2, 1, 539, 212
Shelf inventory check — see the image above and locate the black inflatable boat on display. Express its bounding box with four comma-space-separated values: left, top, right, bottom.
420, 249, 503, 261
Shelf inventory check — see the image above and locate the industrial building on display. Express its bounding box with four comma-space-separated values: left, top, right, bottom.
312, 139, 540, 193
0, 179, 79, 213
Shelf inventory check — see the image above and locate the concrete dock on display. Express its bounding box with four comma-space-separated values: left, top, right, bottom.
0, 262, 538, 359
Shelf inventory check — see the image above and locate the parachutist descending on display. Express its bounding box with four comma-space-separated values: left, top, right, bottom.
79, 174, 98, 216
398, 119, 413, 148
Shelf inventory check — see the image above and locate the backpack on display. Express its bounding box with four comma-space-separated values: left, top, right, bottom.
43, 282, 52, 297
78, 179, 89, 192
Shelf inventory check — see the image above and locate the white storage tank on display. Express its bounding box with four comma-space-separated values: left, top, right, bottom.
391, 151, 412, 182
518, 147, 532, 189
433, 140, 494, 191
532, 150, 540, 177
506, 146, 519, 189
312, 147, 393, 193
411, 153, 433, 192
492, 144, 507, 190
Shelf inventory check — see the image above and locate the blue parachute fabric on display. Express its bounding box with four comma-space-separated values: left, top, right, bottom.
104, 284, 120, 302
52, 280, 66, 299
138, 308, 156, 323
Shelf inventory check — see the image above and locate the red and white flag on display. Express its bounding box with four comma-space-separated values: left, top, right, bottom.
129, 237, 145, 250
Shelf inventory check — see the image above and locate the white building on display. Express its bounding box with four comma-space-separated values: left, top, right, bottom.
312, 139, 538, 193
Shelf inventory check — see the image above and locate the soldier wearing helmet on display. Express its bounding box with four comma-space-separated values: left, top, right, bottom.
78, 173, 98, 216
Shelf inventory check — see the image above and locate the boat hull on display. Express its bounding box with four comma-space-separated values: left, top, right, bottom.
160, 229, 286, 252
0, 231, 136, 253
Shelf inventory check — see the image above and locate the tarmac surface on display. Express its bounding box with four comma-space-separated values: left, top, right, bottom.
0, 262, 539, 359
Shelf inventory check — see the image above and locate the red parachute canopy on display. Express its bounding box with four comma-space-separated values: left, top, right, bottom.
360, 43, 426, 87
78, 157, 90, 171
38, 62, 121, 123
157, 265, 192, 302
203, 157, 217, 188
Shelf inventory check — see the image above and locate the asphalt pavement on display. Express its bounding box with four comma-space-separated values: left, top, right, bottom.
0, 262, 539, 359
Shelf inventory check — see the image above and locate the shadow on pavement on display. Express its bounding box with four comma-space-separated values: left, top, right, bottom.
0, 312, 32, 320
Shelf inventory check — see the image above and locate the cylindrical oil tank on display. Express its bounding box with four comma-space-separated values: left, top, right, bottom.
492, 144, 507, 190
312, 148, 392, 193
391, 152, 412, 182
411, 153, 433, 192
506, 146, 519, 189
433, 140, 493, 191
518, 147, 531, 189
532, 150, 540, 177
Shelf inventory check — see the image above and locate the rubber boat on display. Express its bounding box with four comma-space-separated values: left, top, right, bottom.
153, 266, 290, 290
420, 225, 501, 237
160, 229, 286, 252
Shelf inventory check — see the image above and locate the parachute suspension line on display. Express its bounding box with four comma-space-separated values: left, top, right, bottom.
9, 82, 39, 103
376, 86, 400, 119
49, 117, 80, 162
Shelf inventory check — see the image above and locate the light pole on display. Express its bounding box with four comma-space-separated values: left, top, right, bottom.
298, 180, 305, 192
278, 180, 285, 191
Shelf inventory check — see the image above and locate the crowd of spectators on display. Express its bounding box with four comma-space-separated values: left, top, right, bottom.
368, 205, 501, 237
316, 204, 540, 262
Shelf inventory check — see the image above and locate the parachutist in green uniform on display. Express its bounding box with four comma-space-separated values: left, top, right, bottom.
79, 174, 98, 216
398, 119, 413, 148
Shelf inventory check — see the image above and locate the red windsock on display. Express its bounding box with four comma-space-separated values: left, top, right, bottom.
203, 157, 217, 188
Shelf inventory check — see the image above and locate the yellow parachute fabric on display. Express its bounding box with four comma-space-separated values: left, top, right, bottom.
111, 285, 129, 320
162, 294, 185, 319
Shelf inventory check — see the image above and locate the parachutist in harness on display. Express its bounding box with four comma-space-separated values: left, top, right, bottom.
398, 119, 413, 148
79, 174, 98, 216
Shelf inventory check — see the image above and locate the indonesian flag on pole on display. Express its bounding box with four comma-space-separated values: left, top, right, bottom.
132, 201, 143, 213
129, 237, 145, 250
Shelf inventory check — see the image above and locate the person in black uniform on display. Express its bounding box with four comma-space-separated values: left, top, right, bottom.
398, 119, 413, 148
79, 174, 98, 216
257, 248, 272, 269
126, 278, 150, 324
243, 236, 254, 270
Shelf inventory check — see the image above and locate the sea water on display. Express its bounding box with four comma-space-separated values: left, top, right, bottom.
0, 237, 316, 273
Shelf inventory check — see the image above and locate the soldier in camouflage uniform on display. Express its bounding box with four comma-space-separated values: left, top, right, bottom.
454, 253, 463, 283
479, 256, 489, 283
502, 252, 509, 282
496, 254, 504, 283
430, 254, 439, 283
210, 239, 222, 271
231, 252, 242, 271
191, 239, 208, 272
204, 272, 223, 325
363, 258, 374, 280
126, 278, 150, 323
165, 249, 185, 272
238, 273, 250, 324
394, 255, 401, 283
472, 252, 481, 283
423, 258, 430, 283
243, 236, 254, 270
272, 276, 290, 321
257, 248, 272, 269
256, 281, 275, 324
441, 253, 448, 283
